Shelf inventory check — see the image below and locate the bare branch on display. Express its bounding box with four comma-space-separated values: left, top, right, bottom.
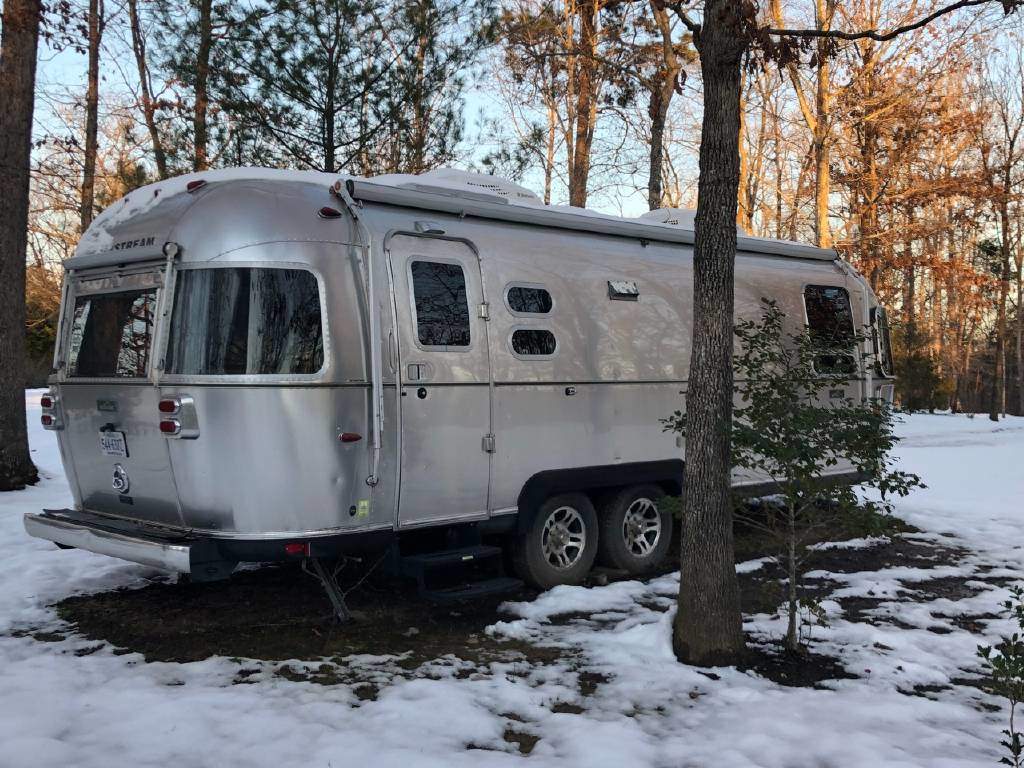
769, 0, 1016, 42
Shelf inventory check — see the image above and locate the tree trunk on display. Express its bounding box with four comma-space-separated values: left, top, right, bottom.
194, 0, 213, 171
568, 0, 597, 208
673, 0, 746, 667
79, 0, 104, 232
991, 196, 1011, 422
128, 0, 167, 179
1016, 259, 1023, 416
0, 0, 42, 491
811, 0, 834, 249
647, 0, 679, 211
785, 502, 799, 652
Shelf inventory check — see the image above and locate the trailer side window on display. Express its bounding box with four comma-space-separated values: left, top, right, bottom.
67, 289, 158, 378
410, 260, 471, 348
165, 268, 323, 376
871, 305, 894, 377
507, 285, 552, 314
511, 329, 557, 357
803, 285, 856, 375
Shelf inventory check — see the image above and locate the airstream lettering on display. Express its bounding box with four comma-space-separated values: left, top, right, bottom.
25, 168, 894, 601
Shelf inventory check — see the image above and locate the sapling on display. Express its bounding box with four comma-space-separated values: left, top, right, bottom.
978, 586, 1024, 767
664, 299, 922, 652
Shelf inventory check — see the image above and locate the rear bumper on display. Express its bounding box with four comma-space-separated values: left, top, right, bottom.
24, 509, 229, 579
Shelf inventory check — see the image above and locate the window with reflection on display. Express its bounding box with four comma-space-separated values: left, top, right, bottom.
804, 285, 856, 375
165, 268, 323, 375
512, 329, 556, 356
410, 261, 471, 347
68, 289, 158, 377
507, 285, 552, 314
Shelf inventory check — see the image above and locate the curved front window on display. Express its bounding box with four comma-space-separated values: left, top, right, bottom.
165, 267, 323, 376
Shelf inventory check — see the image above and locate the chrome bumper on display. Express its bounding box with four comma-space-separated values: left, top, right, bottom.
24, 510, 192, 573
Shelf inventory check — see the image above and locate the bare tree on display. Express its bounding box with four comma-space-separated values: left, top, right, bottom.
79, 0, 106, 231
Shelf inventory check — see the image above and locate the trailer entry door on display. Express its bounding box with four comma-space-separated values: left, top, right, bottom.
388, 235, 492, 528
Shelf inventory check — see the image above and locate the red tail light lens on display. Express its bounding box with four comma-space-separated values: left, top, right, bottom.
41, 414, 54, 427
40, 395, 54, 409
158, 398, 180, 414
339, 432, 362, 443
284, 542, 310, 557
159, 419, 181, 435
186, 179, 207, 192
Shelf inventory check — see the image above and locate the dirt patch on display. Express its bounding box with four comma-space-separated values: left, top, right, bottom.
55, 562, 560, 670
741, 641, 858, 688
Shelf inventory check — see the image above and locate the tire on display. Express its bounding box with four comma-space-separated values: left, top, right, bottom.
512, 493, 599, 590
596, 485, 673, 575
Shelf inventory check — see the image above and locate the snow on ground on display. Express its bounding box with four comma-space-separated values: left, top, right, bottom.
1, 395, 1023, 768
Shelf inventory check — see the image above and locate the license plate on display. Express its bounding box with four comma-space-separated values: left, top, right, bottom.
99, 431, 128, 458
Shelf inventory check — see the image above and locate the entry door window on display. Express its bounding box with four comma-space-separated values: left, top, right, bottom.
410, 260, 471, 349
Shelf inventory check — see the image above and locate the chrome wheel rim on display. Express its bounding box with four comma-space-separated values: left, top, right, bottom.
622, 498, 661, 557
541, 506, 586, 570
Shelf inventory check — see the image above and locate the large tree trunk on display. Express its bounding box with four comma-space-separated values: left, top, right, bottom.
79, 0, 104, 232
811, 0, 834, 248
0, 0, 42, 491
194, 0, 212, 171
673, 0, 746, 667
128, 0, 167, 179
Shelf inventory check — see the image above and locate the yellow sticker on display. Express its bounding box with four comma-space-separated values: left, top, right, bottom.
356, 499, 370, 518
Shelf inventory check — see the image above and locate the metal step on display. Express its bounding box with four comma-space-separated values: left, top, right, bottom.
422, 576, 524, 604
400, 544, 503, 578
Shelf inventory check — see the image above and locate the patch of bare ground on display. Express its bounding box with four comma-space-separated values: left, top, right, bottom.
32, 505, 1009, 703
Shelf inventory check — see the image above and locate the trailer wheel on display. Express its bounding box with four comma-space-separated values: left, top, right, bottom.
513, 493, 598, 590
596, 485, 673, 575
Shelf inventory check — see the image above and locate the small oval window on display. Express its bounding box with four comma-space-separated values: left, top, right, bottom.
507, 285, 552, 314
512, 329, 556, 356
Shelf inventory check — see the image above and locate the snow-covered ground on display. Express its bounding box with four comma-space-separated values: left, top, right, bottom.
1, 392, 1022, 768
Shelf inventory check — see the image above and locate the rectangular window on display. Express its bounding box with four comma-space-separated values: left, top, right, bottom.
512, 328, 556, 356
507, 285, 552, 314
68, 289, 158, 378
410, 260, 471, 348
804, 285, 856, 375
165, 268, 323, 375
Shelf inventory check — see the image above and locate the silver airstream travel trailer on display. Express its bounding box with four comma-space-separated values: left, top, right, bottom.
25, 168, 895, 604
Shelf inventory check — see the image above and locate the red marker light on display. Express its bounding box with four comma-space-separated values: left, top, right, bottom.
186, 179, 207, 192
40, 395, 54, 409
318, 206, 342, 219
284, 542, 310, 557
339, 432, 362, 443
159, 419, 181, 435
41, 414, 54, 427
158, 398, 180, 414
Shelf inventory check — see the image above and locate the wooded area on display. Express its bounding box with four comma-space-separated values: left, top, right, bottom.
7, 0, 1022, 419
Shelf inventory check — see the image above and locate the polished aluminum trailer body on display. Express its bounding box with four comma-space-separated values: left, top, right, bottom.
26, 168, 892, 582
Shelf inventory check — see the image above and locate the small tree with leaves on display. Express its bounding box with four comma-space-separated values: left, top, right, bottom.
979, 586, 1024, 767
665, 299, 922, 652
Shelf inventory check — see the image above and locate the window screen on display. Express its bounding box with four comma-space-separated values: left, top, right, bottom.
410, 261, 471, 347
68, 289, 158, 377
804, 285, 856, 375
507, 285, 552, 314
165, 268, 323, 375
512, 329, 556, 356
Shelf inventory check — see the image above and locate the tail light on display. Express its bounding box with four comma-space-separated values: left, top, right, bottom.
159, 419, 181, 436
157, 394, 199, 439
158, 398, 180, 414
40, 391, 63, 430
186, 179, 207, 192
284, 542, 311, 557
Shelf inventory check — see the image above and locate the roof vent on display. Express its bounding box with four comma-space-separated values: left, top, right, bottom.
638, 207, 748, 234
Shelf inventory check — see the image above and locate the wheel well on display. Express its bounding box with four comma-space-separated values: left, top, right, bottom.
514, 460, 684, 533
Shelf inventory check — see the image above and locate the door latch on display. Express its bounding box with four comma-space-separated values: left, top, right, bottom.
481, 434, 496, 453
479, 302, 490, 320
